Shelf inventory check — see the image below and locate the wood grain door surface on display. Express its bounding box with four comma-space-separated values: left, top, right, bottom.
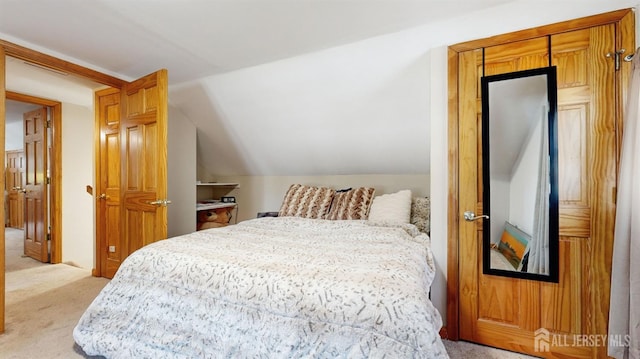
456, 18, 625, 358
23, 107, 48, 263
121, 69, 168, 258
96, 87, 122, 278
6, 150, 25, 229
94, 69, 168, 278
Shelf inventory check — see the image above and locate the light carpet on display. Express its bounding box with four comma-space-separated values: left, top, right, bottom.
1, 228, 537, 358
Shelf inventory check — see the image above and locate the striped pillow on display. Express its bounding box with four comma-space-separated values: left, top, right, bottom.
326, 187, 376, 220
278, 184, 336, 219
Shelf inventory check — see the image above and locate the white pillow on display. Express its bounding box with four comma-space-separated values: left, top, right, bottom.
368, 189, 412, 224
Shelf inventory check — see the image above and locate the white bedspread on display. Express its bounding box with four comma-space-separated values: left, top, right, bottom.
74, 217, 447, 358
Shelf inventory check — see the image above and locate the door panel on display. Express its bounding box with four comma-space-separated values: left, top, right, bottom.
457, 24, 618, 358
120, 70, 168, 260
23, 108, 48, 263
96, 88, 122, 278
6, 150, 25, 228
96, 70, 168, 278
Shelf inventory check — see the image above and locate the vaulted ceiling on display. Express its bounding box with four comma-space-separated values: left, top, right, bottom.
0, 0, 509, 84
1, 0, 634, 176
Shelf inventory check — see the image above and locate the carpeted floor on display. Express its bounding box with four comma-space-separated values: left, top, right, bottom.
1, 228, 109, 359
1, 228, 538, 358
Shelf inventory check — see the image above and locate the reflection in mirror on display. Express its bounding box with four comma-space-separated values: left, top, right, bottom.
481, 67, 559, 283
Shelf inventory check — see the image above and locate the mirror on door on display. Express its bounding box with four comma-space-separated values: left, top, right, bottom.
481, 66, 559, 282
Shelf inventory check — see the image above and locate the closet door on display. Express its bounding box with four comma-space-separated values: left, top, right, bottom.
457, 23, 619, 358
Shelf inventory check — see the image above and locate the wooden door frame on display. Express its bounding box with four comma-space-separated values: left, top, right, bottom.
0, 38, 126, 334
7, 92, 61, 263
446, 8, 634, 341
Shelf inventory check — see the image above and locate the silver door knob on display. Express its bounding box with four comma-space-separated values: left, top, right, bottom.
464, 211, 489, 221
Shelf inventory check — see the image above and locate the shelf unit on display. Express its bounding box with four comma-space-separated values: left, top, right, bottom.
196, 182, 240, 229
196, 182, 238, 202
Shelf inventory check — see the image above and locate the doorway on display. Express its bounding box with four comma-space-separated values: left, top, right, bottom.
1, 41, 125, 332
5, 92, 62, 264
5, 99, 53, 264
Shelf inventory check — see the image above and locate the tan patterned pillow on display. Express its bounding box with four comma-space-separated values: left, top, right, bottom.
326, 187, 376, 220
410, 196, 431, 234
278, 184, 336, 219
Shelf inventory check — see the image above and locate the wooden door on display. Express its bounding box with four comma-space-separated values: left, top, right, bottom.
120, 70, 168, 259
96, 88, 122, 278
455, 20, 625, 359
23, 107, 49, 263
458, 36, 548, 347
6, 150, 25, 228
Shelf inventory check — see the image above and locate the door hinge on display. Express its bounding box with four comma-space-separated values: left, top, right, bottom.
46, 233, 51, 241
47, 177, 51, 185
46, 119, 51, 128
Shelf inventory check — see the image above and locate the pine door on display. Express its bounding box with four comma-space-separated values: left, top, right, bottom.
452, 10, 632, 359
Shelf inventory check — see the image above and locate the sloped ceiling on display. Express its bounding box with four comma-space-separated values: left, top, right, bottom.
2, 0, 632, 176
0, 0, 509, 83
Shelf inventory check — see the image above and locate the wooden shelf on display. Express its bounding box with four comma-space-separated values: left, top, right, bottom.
196, 202, 237, 211
196, 182, 239, 188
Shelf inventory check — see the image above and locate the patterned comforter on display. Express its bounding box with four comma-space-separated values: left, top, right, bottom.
74, 217, 448, 358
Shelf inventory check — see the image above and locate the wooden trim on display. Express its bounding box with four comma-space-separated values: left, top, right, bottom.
93, 90, 103, 278
0, 45, 6, 334
446, 47, 460, 341
450, 8, 632, 52
6, 91, 63, 264
50, 103, 62, 264
5, 92, 59, 106
616, 11, 636, 180
1, 39, 126, 88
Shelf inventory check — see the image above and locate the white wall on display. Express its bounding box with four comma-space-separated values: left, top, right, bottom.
5, 119, 23, 150
212, 174, 429, 222
509, 119, 543, 235
189, 1, 638, 327
60, 103, 94, 268
167, 106, 197, 237
490, 178, 511, 244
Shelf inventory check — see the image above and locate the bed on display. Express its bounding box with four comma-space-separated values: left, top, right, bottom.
74, 186, 447, 358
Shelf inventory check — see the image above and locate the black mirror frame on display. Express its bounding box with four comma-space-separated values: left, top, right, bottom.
481, 66, 559, 283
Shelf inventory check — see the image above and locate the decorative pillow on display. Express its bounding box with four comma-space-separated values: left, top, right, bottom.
410, 196, 431, 234
326, 187, 375, 220
497, 222, 531, 269
278, 184, 336, 219
368, 190, 413, 225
